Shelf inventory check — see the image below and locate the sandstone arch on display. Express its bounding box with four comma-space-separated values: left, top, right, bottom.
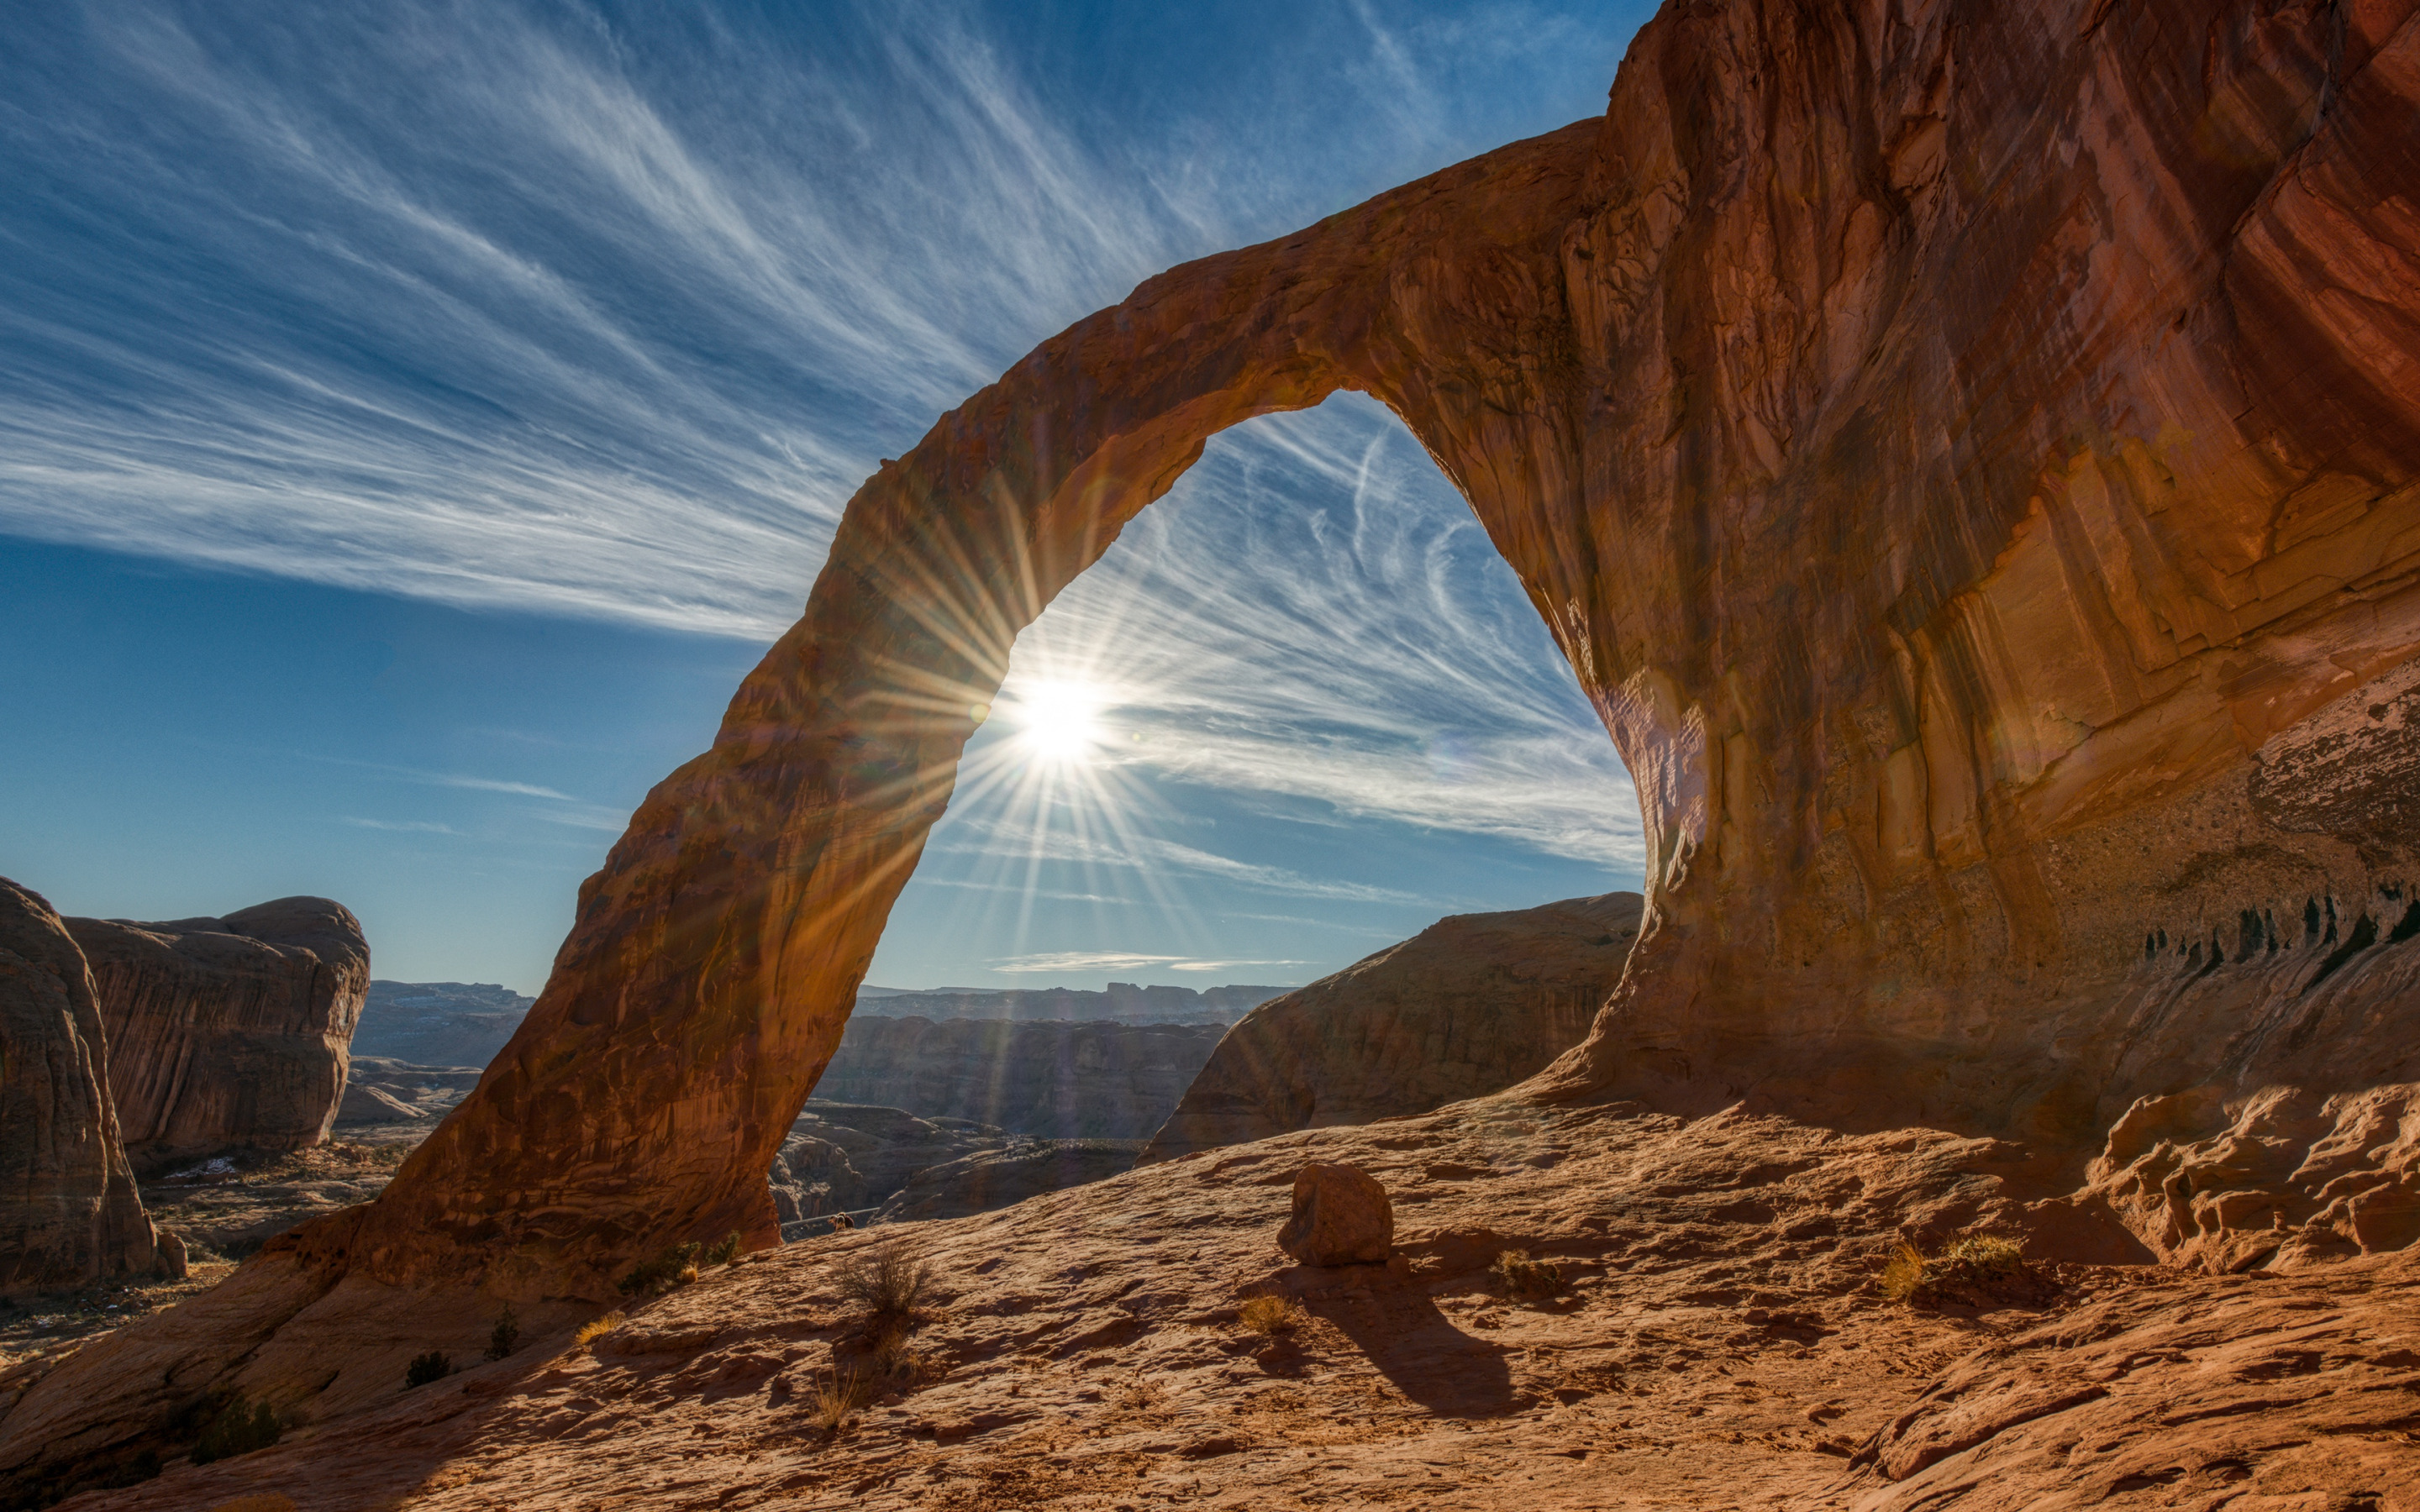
8, 8, 2420, 1488
304, 0, 2420, 1299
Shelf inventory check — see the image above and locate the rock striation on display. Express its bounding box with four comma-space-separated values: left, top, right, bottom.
0, 879, 176, 1292
815, 1016, 1224, 1139
8, 2, 2420, 1495
1141, 894, 1640, 1164
68, 900, 370, 1174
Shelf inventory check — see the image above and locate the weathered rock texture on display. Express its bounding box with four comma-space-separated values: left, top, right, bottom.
1142, 894, 1640, 1164
0, 880, 174, 1292
816, 1016, 1223, 1139
1278, 1161, 1395, 1265
8, 0, 2420, 1495
68, 900, 371, 1174
39, 1104, 2420, 1510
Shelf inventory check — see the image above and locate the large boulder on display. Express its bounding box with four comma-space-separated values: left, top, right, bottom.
67, 899, 370, 1174
1139, 893, 1642, 1164
0, 879, 176, 1290
1276, 1162, 1392, 1266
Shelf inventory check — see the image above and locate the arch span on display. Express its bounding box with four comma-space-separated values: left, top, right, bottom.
306, 0, 2420, 1299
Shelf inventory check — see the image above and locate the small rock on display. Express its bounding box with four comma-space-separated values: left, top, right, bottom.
1277, 1163, 1392, 1265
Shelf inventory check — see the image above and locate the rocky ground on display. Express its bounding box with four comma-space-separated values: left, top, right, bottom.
53, 1096, 2420, 1510
137, 1143, 413, 1262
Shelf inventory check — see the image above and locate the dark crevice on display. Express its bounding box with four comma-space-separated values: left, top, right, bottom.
2305, 912, 2379, 993
2390, 900, 2420, 945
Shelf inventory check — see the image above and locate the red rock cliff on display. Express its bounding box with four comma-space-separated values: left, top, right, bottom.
293, 0, 2420, 1299
0, 879, 176, 1290
68, 900, 371, 1174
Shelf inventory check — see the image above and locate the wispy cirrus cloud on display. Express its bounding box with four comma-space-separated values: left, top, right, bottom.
0, 0, 1647, 890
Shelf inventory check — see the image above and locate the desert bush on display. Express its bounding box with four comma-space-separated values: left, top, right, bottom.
834, 1240, 933, 1323
617, 1240, 702, 1298
1490, 1249, 1567, 1303
191, 1398, 281, 1463
403, 1350, 451, 1389
1880, 1241, 1928, 1301
702, 1230, 742, 1267
572, 1310, 625, 1351
806, 1367, 872, 1434
1239, 1294, 1305, 1336
1884, 1234, 2028, 1303
484, 1304, 519, 1361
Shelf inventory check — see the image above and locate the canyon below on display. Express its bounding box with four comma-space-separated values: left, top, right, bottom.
3, 0, 2420, 1507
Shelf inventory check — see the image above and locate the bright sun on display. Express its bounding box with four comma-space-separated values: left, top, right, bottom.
1012, 680, 1107, 764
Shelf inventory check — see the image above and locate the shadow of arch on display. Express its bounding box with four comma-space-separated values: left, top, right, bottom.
303, 118, 1618, 1298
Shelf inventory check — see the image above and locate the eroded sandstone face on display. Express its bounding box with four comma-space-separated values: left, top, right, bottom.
8, 8, 2420, 1487
1140, 894, 1642, 1166
0, 879, 175, 1291
67, 901, 370, 1176
285, 0, 2420, 1299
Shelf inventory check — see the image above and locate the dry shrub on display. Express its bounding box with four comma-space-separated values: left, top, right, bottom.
1239, 1294, 1305, 1336
1943, 1235, 2023, 1273
1880, 1241, 1928, 1301
806, 1367, 873, 1434
867, 1320, 933, 1389
834, 1240, 934, 1324
1490, 1249, 1567, 1303
702, 1230, 742, 1267
573, 1310, 626, 1350
617, 1241, 702, 1298
191, 1397, 282, 1462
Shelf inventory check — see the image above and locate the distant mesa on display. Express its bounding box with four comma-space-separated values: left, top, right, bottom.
0, 879, 180, 1290
351, 979, 534, 1070
1139, 893, 1641, 1165
814, 1016, 1226, 1141
853, 980, 1283, 1026
68, 899, 370, 1177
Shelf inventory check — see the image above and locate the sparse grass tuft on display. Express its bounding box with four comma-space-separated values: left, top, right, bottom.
834, 1240, 934, 1325
1490, 1249, 1568, 1303
1880, 1241, 1929, 1302
1239, 1294, 1305, 1336
1884, 1234, 2029, 1304
485, 1304, 519, 1361
806, 1367, 873, 1434
617, 1241, 703, 1298
190, 1398, 281, 1463
572, 1310, 625, 1351
403, 1351, 451, 1389
702, 1230, 742, 1267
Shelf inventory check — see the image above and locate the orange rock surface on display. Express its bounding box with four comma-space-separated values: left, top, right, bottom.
6, 0, 2420, 1501
68, 900, 371, 1174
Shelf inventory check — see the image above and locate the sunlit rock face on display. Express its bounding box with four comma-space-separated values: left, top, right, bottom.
67, 900, 371, 1175
0, 879, 174, 1289
318, 0, 2420, 1297
1139, 894, 1642, 1166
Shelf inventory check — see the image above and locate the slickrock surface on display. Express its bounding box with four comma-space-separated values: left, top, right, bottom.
1143, 895, 1639, 1164
54, 1104, 2420, 1511
68, 900, 370, 1174
0, 881, 174, 1292
9, 0, 2420, 1498
818, 1018, 1225, 1139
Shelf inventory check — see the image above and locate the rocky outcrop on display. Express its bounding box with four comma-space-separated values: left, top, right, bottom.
815, 1017, 1224, 1139
1142, 894, 1640, 1163
1277, 1162, 1393, 1265
10, 3, 2420, 1494
68, 900, 370, 1174
0, 879, 175, 1291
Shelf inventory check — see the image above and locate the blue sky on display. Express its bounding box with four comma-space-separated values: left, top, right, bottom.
1, 0, 1652, 992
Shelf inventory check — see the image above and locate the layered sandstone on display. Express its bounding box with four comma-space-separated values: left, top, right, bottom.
1142, 894, 1639, 1163
8, 0, 2420, 1496
0, 880, 175, 1292
69, 900, 371, 1174
816, 1016, 1224, 1139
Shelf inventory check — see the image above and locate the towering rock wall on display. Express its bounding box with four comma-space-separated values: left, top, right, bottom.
47, 0, 2412, 1304
68, 900, 371, 1173
813, 1017, 1223, 1139
1140, 893, 1642, 1164
0, 879, 176, 1291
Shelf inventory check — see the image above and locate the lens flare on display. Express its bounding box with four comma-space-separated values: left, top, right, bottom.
1013, 680, 1107, 764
